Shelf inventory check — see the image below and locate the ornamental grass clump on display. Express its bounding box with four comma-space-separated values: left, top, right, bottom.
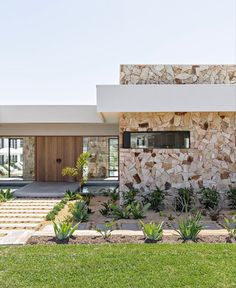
129, 202, 151, 219
140, 221, 163, 243
70, 200, 90, 222
174, 212, 202, 242
96, 221, 115, 239
0, 189, 14, 202
223, 215, 236, 242
53, 220, 79, 241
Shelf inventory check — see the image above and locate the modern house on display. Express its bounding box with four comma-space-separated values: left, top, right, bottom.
0, 65, 235, 199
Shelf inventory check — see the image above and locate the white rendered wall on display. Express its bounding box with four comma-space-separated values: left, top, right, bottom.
97, 85, 236, 112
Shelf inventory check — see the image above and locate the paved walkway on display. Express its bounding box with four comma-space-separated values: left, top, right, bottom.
13, 182, 79, 198
0, 199, 60, 245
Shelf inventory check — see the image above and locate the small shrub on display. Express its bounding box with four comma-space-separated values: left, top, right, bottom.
96, 221, 115, 239
102, 188, 120, 202
46, 212, 56, 221
140, 221, 163, 242
123, 189, 139, 205
142, 187, 165, 212
223, 215, 236, 241
71, 200, 89, 222
129, 202, 151, 219
174, 212, 202, 242
227, 189, 236, 209
200, 187, 219, 210
64, 190, 82, 201
208, 207, 222, 221
99, 201, 113, 216
0, 189, 14, 202
175, 188, 193, 213
111, 204, 131, 219
53, 221, 79, 241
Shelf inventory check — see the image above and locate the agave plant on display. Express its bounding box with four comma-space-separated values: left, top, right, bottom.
174, 212, 202, 242
53, 221, 79, 241
140, 221, 163, 242
96, 221, 115, 239
111, 204, 131, 219
0, 189, 14, 202
129, 202, 151, 219
64, 190, 82, 201
223, 215, 236, 241
70, 200, 90, 222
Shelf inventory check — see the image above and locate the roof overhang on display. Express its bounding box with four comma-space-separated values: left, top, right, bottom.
97, 84, 236, 112
0, 105, 104, 124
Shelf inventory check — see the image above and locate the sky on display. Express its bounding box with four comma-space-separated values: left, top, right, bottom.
0, 0, 235, 105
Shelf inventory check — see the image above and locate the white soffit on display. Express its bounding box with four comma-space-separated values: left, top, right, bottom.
97, 85, 236, 112
0, 105, 104, 124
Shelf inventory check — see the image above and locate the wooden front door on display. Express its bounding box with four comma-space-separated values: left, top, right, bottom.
35, 136, 83, 181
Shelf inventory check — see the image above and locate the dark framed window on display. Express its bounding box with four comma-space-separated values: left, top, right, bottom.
123, 131, 190, 149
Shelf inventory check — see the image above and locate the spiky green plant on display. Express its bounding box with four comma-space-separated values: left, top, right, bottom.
70, 200, 89, 222
140, 221, 163, 242
175, 188, 193, 213
53, 221, 79, 240
200, 187, 219, 210
123, 189, 139, 205
129, 202, 151, 219
99, 201, 113, 216
174, 212, 202, 242
96, 221, 115, 239
111, 204, 131, 219
62, 152, 91, 186
142, 187, 165, 212
223, 215, 236, 240
0, 189, 14, 202
227, 189, 236, 209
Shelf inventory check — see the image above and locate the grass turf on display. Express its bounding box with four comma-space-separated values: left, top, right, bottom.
0, 244, 236, 288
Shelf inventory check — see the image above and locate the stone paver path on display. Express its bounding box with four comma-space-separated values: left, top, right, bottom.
0, 199, 60, 245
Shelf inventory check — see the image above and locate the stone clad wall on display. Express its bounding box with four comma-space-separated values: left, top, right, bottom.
120, 112, 236, 195
23, 137, 35, 180
119, 65, 236, 202
120, 65, 236, 85
87, 137, 109, 179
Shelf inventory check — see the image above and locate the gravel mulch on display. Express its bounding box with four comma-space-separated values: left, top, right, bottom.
27, 234, 234, 245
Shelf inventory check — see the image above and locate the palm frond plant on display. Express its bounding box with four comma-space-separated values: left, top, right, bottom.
227, 189, 236, 209
62, 152, 91, 187
129, 202, 151, 219
174, 212, 202, 242
223, 215, 236, 242
200, 187, 219, 210
140, 221, 163, 243
53, 221, 79, 241
96, 221, 115, 239
142, 187, 165, 212
0, 189, 14, 202
122, 189, 139, 205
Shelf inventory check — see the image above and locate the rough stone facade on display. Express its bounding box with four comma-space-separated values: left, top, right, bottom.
120, 65, 236, 85
23, 137, 35, 180
119, 65, 236, 202
120, 112, 236, 194
87, 137, 109, 179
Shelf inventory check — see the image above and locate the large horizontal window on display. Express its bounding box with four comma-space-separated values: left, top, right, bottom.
123, 131, 190, 149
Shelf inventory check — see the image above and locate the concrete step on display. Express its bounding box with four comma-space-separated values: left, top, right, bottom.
0, 204, 55, 208
0, 210, 50, 214
0, 213, 47, 218
0, 207, 52, 210
9, 200, 59, 203
0, 223, 39, 229
0, 218, 43, 223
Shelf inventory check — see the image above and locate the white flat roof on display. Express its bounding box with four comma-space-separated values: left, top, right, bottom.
0, 105, 103, 124
97, 84, 236, 112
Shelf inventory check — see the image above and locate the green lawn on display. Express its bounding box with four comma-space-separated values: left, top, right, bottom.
0, 244, 236, 288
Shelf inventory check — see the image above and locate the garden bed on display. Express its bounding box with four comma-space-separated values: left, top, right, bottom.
27, 234, 231, 245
